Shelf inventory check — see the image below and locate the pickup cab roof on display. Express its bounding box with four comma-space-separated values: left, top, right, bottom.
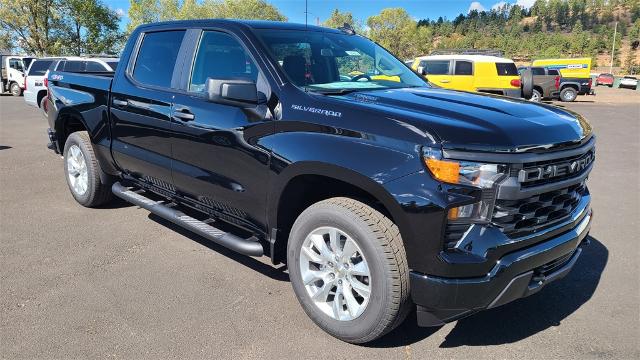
137, 19, 343, 33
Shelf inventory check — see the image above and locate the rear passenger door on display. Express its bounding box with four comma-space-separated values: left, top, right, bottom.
169, 29, 273, 234
450, 60, 474, 91
110, 29, 187, 189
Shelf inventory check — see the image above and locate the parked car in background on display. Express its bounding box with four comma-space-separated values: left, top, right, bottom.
619, 76, 638, 89
595, 73, 614, 87
531, 58, 593, 102
518, 66, 561, 102
48, 57, 119, 73
25, 57, 118, 114
1, 54, 35, 96
411, 54, 522, 97
24, 57, 64, 111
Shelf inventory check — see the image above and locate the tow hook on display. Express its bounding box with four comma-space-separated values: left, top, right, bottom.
532, 273, 546, 286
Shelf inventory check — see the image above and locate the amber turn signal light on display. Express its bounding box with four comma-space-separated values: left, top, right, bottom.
425, 158, 460, 184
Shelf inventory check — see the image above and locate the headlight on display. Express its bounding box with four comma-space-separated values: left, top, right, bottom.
423, 147, 507, 223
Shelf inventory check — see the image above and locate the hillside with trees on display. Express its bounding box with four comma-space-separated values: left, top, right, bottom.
1, 0, 639, 73
328, 0, 640, 73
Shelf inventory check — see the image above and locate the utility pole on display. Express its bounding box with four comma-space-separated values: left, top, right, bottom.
610, 21, 617, 74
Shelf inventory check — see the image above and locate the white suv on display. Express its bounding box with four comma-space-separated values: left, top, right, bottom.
24, 57, 118, 113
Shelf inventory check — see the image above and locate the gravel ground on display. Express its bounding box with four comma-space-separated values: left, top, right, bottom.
0, 93, 638, 359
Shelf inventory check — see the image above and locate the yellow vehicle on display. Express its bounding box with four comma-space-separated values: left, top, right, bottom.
531, 58, 591, 79
411, 55, 522, 97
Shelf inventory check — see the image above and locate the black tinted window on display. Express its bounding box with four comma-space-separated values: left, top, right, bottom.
190, 31, 258, 92
548, 69, 559, 75
531, 67, 545, 75
133, 30, 185, 88
86, 61, 107, 71
106, 61, 118, 70
454, 61, 473, 75
28, 60, 54, 76
64, 61, 85, 72
423, 60, 450, 75
495, 62, 518, 76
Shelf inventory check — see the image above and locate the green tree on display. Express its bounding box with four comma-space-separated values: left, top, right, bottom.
0, 0, 63, 55
59, 0, 123, 55
323, 9, 361, 32
0, 29, 13, 51
201, 0, 287, 21
367, 8, 416, 60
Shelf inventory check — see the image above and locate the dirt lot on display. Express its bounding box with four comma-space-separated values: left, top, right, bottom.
1, 93, 638, 359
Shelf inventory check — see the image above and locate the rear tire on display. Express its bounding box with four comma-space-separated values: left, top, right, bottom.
287, 197, 411, 344
530, 89, 542, 102
10, 83, 22, 97
560, 87, 577, 102
40, 96, 48, 116
63, 131, 113, 207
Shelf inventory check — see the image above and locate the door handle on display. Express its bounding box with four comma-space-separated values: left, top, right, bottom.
113, 99, 128, 107
439, 79, 450, 83
172, 108, 195, 122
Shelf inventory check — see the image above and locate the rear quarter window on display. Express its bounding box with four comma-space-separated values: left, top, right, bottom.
495, 62, 518, 76
454, 61, 473, 75
27, 60, 54, 76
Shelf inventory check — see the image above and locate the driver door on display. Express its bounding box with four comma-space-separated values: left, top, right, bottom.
169, 29, 273, 234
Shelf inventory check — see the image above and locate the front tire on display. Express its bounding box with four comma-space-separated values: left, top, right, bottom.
63, 131, 113, 207
287, 197, 410, 343
10, 83, 22, 97
560, 87, 577, 102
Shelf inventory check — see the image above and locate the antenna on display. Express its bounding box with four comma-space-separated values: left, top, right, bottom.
305, 0, 308, 28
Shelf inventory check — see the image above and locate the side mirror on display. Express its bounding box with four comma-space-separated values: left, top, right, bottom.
206, 78, 259, 107
417, 66, 427, 76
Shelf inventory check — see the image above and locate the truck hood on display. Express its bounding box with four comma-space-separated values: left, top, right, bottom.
336, 87, 592, 152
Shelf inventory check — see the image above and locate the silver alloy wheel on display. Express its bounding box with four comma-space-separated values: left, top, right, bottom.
299, 226, 371, 321
10, 83, 20, 96
563, 90, 575, 101
66, 144, 88, 196
530, 91, 541, 102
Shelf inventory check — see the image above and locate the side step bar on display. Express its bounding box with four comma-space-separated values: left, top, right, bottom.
112, 182, 264, 257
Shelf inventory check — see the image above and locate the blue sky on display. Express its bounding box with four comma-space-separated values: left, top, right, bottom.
107, 0, 537, 29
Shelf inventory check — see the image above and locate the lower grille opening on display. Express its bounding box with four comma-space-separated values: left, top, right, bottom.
535, 250, 575, 276
444, 223, 471, 250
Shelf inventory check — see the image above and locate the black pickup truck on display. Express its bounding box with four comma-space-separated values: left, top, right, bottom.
46, 20, 594, 343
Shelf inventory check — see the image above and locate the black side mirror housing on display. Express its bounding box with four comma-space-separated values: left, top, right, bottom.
206, 78, 259, 107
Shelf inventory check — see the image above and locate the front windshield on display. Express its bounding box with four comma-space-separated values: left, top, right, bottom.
254, 29, 427, 93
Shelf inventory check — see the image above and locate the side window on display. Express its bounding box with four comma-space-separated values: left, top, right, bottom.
9, 59, 22, 71
86, 61, 107, 71
454, 61, 473, 75
189, 31, 258, 92
64, 61, 85, 72
56, 61, 66, 71
548, 69, 559, 76
132, 30, 186, 88
423, 60, 450, 75
531, 67, 545, 75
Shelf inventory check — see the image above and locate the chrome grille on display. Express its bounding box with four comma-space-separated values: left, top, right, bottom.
492, 182, 587, 236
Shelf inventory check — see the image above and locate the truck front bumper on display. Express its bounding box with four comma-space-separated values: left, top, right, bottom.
410, 202, 592, 327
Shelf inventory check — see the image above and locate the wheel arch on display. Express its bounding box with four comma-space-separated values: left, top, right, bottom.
268, 162, 410, 265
